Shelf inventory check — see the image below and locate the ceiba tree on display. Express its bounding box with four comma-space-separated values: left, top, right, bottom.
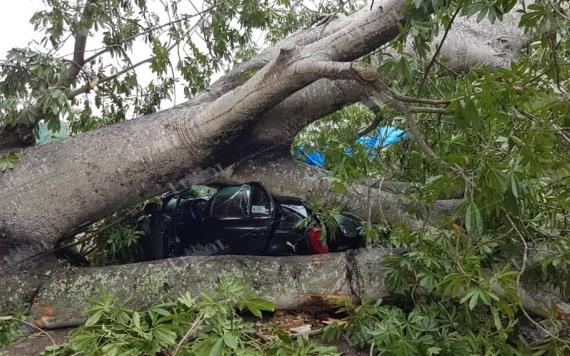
0, 0, 526, 250
0, 0, 569, 335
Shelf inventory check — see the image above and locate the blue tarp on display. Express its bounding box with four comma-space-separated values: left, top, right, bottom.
293, 125, 405, 168
35, 121, 69, 145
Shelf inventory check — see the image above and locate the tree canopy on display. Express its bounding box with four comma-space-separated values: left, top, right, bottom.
0, 0, 357, 150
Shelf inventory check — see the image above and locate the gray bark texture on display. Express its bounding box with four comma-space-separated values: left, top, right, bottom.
0, 0, 544, 336
0, 0, 528, 253
218, 153, 459, 229
0, 1, 407, 250
0, 248, 566, 330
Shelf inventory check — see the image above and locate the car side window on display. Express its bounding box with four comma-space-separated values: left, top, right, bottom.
211, 185, 250, 218
279, 206, 304, 229
250, 185, 271, 216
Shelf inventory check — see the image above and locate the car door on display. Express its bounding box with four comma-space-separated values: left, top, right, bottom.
206, 183, 275, 254
266, 203, 308, 255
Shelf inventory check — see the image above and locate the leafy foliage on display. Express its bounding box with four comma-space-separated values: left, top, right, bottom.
322, 297, 570, 355
40, 279, 340, 356
61, 206, 149, 266
292, 0, 570, 353
0, 151, 20, 172
295, 198, 342, 244
0, 0, 359, 145
0, 316, 21, 349
87, 223, 143, 266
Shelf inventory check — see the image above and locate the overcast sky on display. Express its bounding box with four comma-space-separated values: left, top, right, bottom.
0, 1, 315, 115
0, 0, 214, 112
0, 0, 39, 59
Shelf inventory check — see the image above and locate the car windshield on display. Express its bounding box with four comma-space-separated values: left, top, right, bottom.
211, 185, 251, 217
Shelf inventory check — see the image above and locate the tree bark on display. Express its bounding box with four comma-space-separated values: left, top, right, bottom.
0, 2, 528, 253
0, 248, 566, 330
0, 1, 408, 249
423, 7, 528, 72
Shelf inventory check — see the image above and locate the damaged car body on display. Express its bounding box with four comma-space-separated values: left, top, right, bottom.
138, 182, 365, 260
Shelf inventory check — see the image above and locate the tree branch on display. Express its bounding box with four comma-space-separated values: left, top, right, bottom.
58, 0, 98, 88
68, 57, 153, 98
80, 7, 213, 65
1, 248, 566, 330
409, 106, 447, 113
418, 2, 464, 91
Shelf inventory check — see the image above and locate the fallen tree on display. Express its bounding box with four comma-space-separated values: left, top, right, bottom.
0, 2, 409, 250
3, 2, 568, 351
0, 248, 566, 330
0, 1, 527, 253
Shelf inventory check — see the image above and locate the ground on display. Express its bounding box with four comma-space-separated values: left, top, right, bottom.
1, 310, 370, 355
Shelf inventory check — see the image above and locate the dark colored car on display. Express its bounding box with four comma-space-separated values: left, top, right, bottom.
138, 182, 365, 260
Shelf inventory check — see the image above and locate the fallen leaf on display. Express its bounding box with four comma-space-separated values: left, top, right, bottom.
289, 324, 312, 334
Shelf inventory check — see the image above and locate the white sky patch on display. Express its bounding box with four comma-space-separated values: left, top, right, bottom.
0, 1, 328, 121
0, 0, 41, 59
0, 0, 272, 116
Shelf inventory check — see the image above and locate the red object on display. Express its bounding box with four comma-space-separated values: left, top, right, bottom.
307, 227, 329, 254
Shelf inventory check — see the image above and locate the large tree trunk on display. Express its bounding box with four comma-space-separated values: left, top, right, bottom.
218, 153, 451, 229
0, 1, 407, 250
0, 1, 528, 252
0, 248, 566, 329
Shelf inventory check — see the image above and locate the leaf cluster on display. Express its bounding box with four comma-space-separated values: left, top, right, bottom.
39, 278, 342, 356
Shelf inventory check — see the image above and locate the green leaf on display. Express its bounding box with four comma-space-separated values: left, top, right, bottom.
223, 333, 238, 349
245, 297, 275, 318
153, 325, 177, 346
132, 311, 140, 329
399, 57, 412, 83
464, 98, 482, 132
510, 175, 519, 198
460, 289, 479, 310
465, 201, 483, 234
476, 7, 489, 23
0, 152, 20, 172
440, 273, 464, 296
85, 310, 103, 327
427, 346, 442, 355
209, 338, 223, 356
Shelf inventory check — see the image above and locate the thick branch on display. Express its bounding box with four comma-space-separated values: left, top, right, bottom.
58, 0, 97, 88
220, 153, 459, 229
421, 6, 529, 72
0, 1, 408, 248
0, 248, 566, 330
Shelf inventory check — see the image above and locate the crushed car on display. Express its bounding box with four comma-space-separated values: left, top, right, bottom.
138, 182, 365, 260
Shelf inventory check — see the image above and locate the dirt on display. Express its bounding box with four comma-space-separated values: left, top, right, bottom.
1, 328, 71, 355
2, 311, 368, 355
251, 310, 368, 355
